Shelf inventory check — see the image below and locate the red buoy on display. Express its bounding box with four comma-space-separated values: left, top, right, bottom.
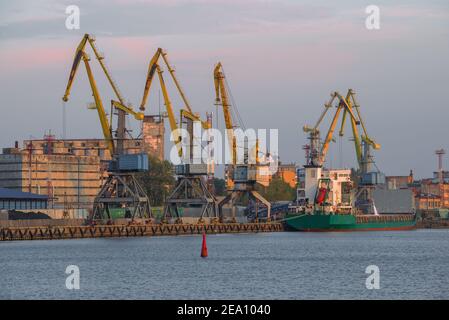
201, 232, 208, 258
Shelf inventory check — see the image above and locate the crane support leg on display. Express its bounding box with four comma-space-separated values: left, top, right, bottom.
218, 189, 271, 223
250, 190, 271, 222
218, 191, 240, 223
163, 176, 217, 224
91, 173, 152, 222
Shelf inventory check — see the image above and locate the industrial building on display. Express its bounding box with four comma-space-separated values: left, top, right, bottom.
416, 193, 441, 210
0, 151, 101, 214
21, 115, 164, 162
141, 115, 165, 161
0, 115, 164, 218
0, 187, 48, 211
420, 182, 449, 208
272, 163, 297, 188
386, 171, 414, 190
254, 162, 297, 188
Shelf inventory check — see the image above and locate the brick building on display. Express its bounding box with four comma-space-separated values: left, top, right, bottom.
0, 116, 165, 214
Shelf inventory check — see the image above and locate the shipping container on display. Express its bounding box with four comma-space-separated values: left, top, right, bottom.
174, 163, 208, 175
361, 172, 386, 185
187, 164, 208, 175
233, 165, 257, 182
117, 153, 149, 172
175, 164, 186, 175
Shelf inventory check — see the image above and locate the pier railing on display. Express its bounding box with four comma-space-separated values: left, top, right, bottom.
0, 222, 283, 241
355, 214, 415, 224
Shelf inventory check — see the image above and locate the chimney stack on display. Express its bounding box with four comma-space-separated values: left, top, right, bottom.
435, 149, 445, 184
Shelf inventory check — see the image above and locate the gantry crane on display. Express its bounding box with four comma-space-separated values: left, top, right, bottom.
62, 34, 152, 221
301, 89, 384, 213
303, 89, 380, 171
140, 48, 217, 223
213, 62, 271, 223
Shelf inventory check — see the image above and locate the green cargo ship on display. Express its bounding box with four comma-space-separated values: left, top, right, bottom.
284, 212, 416, 232
289, 166, 416, 232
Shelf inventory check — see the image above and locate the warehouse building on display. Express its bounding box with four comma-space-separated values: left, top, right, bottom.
0, 152, 101, 210
0, 187, 48, 210
0, 116, 165, 214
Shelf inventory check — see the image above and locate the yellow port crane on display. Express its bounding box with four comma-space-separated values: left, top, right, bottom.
63, 34, 125, 104
303, 89, 380, 170
303, 89, 382, 214
214, 63, 260, 186
214, 62, 237, 168
62, 33, 144, 155
140, 48, 194, 158
213, 62, 270, 222
140, 48, 192, 112
63, 48, 114, 153
140, 48, 217, 222
140, 49, 211, 159
62, 34, 150, 221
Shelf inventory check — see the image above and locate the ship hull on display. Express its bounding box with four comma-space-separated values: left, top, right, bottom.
284, 213, 416, 232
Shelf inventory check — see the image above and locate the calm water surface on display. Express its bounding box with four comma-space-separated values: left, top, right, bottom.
1, 230, 448, 299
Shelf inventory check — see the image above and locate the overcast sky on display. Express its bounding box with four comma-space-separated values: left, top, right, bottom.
0, 0, 448, 178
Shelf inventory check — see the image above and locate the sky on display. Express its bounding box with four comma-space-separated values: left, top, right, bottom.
0, 0, 448, 178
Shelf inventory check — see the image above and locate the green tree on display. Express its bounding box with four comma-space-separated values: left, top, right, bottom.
213, 177, 227, 196
256, 177, 296, 202
136, 156, 176, 206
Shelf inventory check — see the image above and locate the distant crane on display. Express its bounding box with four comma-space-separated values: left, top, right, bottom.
303, 89, 380, 170
435, 149, 445, 184
303, 89, 383, 213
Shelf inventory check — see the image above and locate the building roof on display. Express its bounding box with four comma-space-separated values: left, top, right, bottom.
417, 193, 440, 199
0, 188, 48, 200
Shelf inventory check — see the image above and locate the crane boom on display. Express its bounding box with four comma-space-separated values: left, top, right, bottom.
337, 90, 363, 166
63, 34, 125, 104
62, 34, 146, 156
139, 48, 199, 158
159, 49, 192, 113
318, 91, 360, 166
214, 62, 236, 165
180, 109, 210, 130
82, 53, 114, 154
140, 48, 162, 111
304, 89, 380, 170
140, 48, 192, 113
111, 100, 144, 121
319, 97, 344, 165
62, 35, 88, 102
155, 65, 183, 158
348, 89, 380, 150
